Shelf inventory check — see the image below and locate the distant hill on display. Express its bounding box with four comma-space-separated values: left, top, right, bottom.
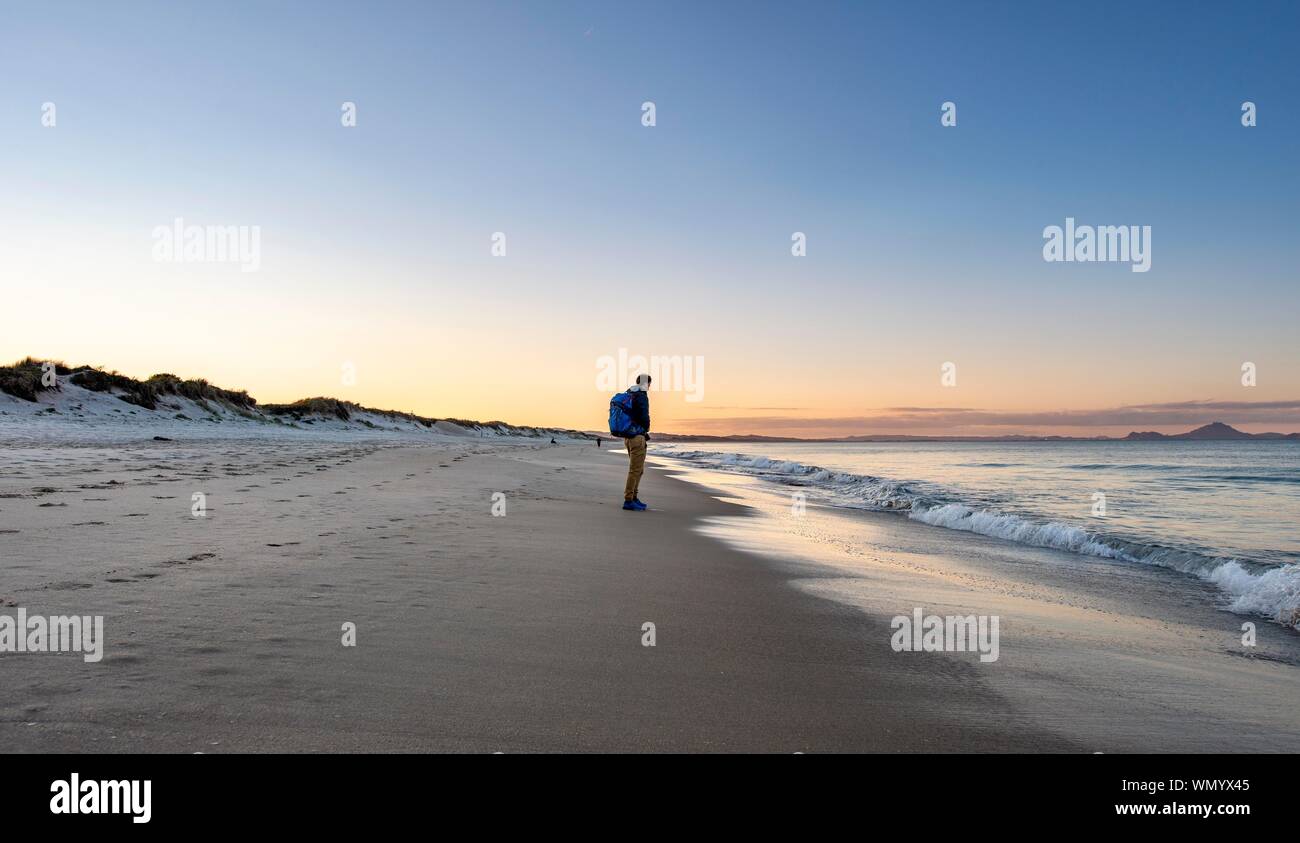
1124, 422, 1299, 441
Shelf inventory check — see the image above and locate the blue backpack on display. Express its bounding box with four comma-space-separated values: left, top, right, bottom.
608, 391, 646, 437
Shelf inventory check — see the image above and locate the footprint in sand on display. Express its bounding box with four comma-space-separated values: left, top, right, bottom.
161, 552, 217, 567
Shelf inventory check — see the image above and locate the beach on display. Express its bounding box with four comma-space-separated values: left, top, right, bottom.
666, 456, 1300, 753
3, 369, 1298, 755
6, 0, 1300, 776
1, 435, 1088, 752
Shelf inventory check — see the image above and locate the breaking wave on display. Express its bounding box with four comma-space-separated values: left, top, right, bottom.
662, 448, 1300, 630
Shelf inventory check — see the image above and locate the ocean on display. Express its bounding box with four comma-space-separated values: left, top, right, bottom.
658, 440, 1300, 631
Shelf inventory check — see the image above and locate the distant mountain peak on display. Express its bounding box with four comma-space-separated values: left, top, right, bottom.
1183, 422, 1251, 439
1125, 421, 1275, 441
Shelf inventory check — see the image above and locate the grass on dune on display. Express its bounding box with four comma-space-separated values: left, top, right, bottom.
3, 356, 593, 439
0, 357, 73, 402
0, 358, 256, 412
262, 398, 436, 428
68, 369, 257, 412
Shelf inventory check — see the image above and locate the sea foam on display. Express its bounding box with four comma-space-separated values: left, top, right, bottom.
663, 447, 1300, 630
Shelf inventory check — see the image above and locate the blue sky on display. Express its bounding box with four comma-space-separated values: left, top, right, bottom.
2, 1, 1297, 434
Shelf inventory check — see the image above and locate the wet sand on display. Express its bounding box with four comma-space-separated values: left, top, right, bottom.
1, 439, 1072, 752
666, 459, 1300, 753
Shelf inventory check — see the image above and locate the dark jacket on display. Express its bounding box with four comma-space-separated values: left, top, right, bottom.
627, 387, 650, 435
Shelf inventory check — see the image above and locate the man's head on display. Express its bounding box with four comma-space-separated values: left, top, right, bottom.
633, 374, 652, 391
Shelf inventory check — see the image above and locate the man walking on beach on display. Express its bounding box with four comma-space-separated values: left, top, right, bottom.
622, 374, 651, 511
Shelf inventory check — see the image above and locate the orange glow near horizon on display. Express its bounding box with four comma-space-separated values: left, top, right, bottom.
5, 318, 1298, 437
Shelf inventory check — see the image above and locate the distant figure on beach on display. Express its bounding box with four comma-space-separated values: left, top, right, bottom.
550, 437, 557, 445
596, 437, 602, 448
609, 374, 651, 511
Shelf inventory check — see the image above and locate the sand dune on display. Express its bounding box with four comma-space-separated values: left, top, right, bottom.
0, 364, 589, 445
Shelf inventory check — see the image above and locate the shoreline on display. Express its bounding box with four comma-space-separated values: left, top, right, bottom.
656, 442, 1300, 634
658, 453, 1300, 752
2, 438, 1073, 752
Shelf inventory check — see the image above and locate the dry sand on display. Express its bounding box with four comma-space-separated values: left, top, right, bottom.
1, 439, 1073, 752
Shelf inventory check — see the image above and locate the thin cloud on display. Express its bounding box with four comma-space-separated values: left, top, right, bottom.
692, 406, 808, 412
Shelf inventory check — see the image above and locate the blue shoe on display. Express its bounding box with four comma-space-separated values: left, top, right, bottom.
623, 500, 646, 511
634, 498, 648, 509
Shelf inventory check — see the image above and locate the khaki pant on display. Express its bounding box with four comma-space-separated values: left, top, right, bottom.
624, 435, 646, 501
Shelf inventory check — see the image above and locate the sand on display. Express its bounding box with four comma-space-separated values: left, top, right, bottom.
0, 438, 1074, 752
666, 460, 1300, 752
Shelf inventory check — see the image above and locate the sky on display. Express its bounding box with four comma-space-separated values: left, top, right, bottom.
2, 0, 1297, 436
